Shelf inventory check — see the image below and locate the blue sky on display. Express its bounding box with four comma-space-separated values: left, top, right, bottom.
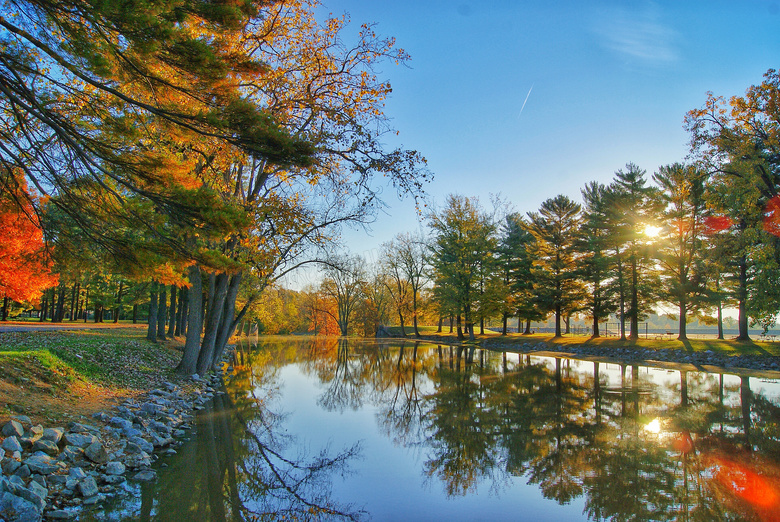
309, 0, 779, 268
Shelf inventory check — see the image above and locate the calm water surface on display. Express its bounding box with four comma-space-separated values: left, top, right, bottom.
91, 337, 780, 521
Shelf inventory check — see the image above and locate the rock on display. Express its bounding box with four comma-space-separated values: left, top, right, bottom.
132, 470, 157, 482
103, 474, 126, 485
24, 453, 59, 475
41, 427, 65, 445
32, 438, 60, 457
11, 414, 32, 425
59, 446, 84, 463
105, 461, 125, 476
128, 436, 154, 454
62, 432, 97, 449
141, 402, 161, 415
2, 419, 24, 437
2, 457, 21, 474
108, 416, 133, 432
84, 441, 108, 464
82, 493, 105, 506
2, 435, 23, 453
25, 479, 48, 508
14, 464, 31, 479
124, 452, 151, 469
30, 474, 46, 488
68, 467, 86, 480
47, 474, 68, 486
46, 509, 77, 520
0, 491, 41, 522
78, 476, 99, 498
190, 373, 200, 381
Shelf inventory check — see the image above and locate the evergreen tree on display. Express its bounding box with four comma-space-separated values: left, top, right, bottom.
577, 182, 616, 338
609, 163, 663, 340
527, 195, 586, 338
653, 163, 709, 340
428, 195, 496, 341
497, 213, 542, 334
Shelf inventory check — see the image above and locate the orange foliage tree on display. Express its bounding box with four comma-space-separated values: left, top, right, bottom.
0, 175, 58, 319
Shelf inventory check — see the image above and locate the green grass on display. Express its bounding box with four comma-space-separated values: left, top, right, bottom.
0, 328, 181, 389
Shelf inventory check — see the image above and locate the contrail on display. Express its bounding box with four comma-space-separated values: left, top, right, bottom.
518, 83, 534, 119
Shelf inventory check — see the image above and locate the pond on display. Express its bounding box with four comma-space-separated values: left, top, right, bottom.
88, 337, 780, 521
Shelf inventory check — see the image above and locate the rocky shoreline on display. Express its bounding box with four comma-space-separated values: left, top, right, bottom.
0, 369, 227, 522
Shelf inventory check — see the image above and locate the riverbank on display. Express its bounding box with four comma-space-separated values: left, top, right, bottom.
0, 327, 231, 520
402, 329, 780, 377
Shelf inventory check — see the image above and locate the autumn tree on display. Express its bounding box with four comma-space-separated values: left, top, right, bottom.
318, 255, 367, 336
0, 173, 58, 319
171, 0, 429, 374
686, 69, 780, 338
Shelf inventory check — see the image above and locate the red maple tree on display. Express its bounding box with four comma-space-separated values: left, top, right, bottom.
0, 174, 58, 318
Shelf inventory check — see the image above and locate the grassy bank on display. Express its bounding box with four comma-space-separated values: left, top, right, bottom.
386, 326, 780, 358
0, 327, 182, 426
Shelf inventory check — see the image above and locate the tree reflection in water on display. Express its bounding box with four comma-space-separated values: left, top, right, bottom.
92, 338, 780, 521
89, 340, 365, 521
259, 338, 780, 521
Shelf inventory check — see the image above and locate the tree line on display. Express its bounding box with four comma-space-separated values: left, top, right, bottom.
309, 69, 780, 342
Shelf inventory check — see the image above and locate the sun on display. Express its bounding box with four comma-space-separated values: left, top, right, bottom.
643, 225, 662, 238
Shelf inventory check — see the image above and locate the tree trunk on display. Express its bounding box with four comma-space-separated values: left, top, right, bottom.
735, 256, 750, 341
437, 316, 442, 333
502, 312, 508, 335
178, 287, 189, 337
554, 305, 562, 337
147, 282, 159, 342
212, 274, 243, 369
456, 314, 463, 340
196, 272, 229, 375
629, 255, 639, 341
398, 311, 406, 338
40, 294, 47, 321
524, 319, 531, 335
70, 282, 78, 321
678, 300, 688, 341
592, 315, 600, 338
167, 286, 177, 337
1, 296, 8, 321
113, 280, 124, 324
82, 288, 88, 322
49, 287, 55, 322
132, 304, 138, 324
178, 265, 203, 375
156, 287, 167, 340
